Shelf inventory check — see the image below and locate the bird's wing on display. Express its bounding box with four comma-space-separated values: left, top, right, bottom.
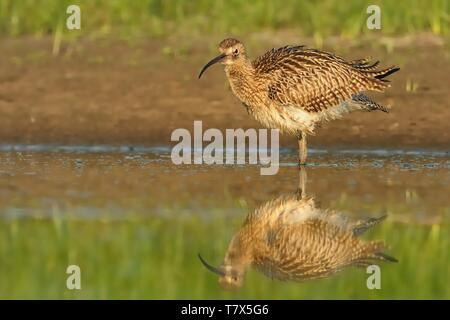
257, 220, 355, 281
253, 46, 395, 112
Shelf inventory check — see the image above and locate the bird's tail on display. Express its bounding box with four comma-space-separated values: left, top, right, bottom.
351, 58, 380, 71
352, 59, 400, 92
351, 241, 398, 268
372, 66, 401, 82
352, 58, 400, 82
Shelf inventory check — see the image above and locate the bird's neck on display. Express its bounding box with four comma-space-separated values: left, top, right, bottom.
223, 231, 254, 269
225, 59, 259, 106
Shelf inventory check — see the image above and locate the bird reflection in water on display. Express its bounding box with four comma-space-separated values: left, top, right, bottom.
199, 168, 397, 289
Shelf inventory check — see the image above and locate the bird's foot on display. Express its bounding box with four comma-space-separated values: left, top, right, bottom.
298, 152, 307, 166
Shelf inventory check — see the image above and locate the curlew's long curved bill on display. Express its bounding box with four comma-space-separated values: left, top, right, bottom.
198, 253, 225, 276
198, 53, 226, 79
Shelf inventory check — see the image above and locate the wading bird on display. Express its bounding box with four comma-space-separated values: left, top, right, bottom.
198, 168, 397, 289
198, 38, 399, 164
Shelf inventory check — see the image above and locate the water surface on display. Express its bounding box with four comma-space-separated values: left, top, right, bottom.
0, 147, 448, 299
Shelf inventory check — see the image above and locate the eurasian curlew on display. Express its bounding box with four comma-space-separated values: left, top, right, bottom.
198, 38, 400, 164
198, 168, 397, 289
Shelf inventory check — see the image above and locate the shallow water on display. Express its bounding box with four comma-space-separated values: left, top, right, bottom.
0, 147, 449, 299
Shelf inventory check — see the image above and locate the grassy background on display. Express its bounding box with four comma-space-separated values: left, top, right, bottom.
0, 211, 448, 299
0, 0, 448, 39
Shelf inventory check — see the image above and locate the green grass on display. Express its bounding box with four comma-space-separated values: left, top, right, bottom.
0, 0, 448, 39
0, 209, 448, 299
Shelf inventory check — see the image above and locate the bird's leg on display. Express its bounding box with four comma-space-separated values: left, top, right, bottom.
296, 165, 307, 200
297, 131, 307, 165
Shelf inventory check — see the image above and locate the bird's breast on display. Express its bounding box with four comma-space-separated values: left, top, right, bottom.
229, 78, 265, 106
226, 66, 266, 107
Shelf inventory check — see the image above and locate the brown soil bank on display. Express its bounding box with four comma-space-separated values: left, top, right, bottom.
0, 34, 448, 149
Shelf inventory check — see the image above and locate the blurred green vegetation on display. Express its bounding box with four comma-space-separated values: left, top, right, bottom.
0, 210, 448, 299
0, 0, 448, 39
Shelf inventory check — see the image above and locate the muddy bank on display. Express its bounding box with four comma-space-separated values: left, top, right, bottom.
0, 35, 448, 149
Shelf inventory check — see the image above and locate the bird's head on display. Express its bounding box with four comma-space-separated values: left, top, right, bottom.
198, 38, 246, 79
198, 253, 246, 290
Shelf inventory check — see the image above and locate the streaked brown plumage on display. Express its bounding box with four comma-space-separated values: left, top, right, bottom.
198, 38, 400, 164
198, 169, 397, 289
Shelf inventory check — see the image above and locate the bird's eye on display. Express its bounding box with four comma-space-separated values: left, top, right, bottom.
233, 49, 239, 54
